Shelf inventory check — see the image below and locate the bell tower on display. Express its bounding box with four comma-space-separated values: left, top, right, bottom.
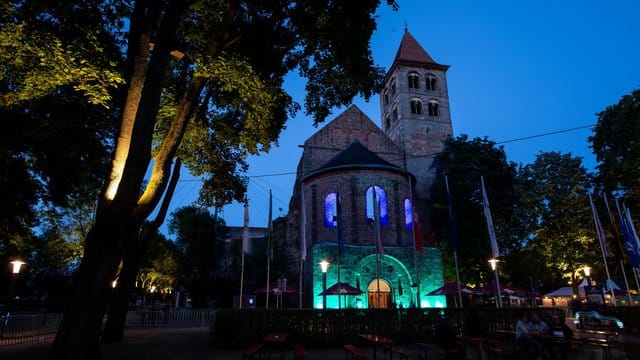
380, 30, 453, 243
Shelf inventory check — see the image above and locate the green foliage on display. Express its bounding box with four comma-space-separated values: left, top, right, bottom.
138, 231, 180, 294
0, 10, 124, 108
431, 135, 519, 285
518, 151, 597, 288
589, 89, 640, 203
168, 206, 228, 306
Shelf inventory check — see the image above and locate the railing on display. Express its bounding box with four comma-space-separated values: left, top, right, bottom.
124, 309, 213, 327
0, 309, 212, 347
0, 313, 62, 347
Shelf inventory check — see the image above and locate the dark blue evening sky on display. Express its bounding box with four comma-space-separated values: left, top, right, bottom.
159, 0, 640, 233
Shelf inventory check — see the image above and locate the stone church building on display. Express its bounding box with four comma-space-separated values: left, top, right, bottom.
282, 31, 453, 309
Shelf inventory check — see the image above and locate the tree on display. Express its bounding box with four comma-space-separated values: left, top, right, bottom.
1, 1, 121, 249
589, 89, 640, 204
14, 1, 399, 358
168, 205, 227, 307
518, 151, 598, 293
431, 135, 520, 286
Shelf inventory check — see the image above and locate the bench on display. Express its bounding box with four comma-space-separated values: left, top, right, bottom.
383, 344, 409, 359
293, 344, 306, 359
242, 343, 264, 359
344, 344, 367, 360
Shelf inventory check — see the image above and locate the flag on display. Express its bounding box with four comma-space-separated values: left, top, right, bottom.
242, 199, 252, 254
622, 203, 640, 268
481, 176, 499, 259
604, 193, 628, 263
336, 189, 345, 256
300, 184, 307, 261
444, 175, 459, 253
267, 190, 273, 260
372, 188, 384, 255
411, 193, 425, 254
588, 192, 609, 257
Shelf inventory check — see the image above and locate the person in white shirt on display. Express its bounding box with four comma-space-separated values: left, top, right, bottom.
515, 311, 545, 359
529, 313, 550, 335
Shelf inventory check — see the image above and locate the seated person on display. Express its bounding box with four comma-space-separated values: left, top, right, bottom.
516, 312, 545, 359
529, 313, 550, 335
548, 314, 573, 360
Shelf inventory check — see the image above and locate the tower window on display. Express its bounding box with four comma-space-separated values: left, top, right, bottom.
383, 89, 389, 105
410, 99, 423, 115
392, 107, 398, 121
408, 72, 420, 89
428, 100, 439, 117
426, 74, 437, 91
365, 186, 388, 226
391, 80, 396, 96
384, 116, 390, 130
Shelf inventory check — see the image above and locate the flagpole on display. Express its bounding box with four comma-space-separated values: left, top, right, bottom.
373, 188, 382, 308
266, 190, 272, 309
603, 194, 634, 305
445, 175, 463, 308
620, 260, 634, 305
240, 198, 250, 309
407, 174, 421, 308
299, 184, 306, 309
481, 176, 502, 308
336, 187, 342, 309
588, 192, 616, 306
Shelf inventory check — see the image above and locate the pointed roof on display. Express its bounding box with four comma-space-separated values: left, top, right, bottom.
385, 31, 449, 79
394, 31, 437, 64
303, 140, 413, 181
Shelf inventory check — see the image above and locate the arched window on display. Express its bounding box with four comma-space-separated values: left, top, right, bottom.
392, 107, 398, 121
404, 198, 413, 230
365, 186, 388, 226
384, 116, 390, 130
383, 89, 389, 105
324, 193, 338, 227
408, 72, 420, 89
410, 98, 423, 115
426, 74, 437, 90
428, 100, 439, 117
390, 80, 396, 96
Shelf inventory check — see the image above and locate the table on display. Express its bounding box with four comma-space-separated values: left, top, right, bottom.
359, 334, 393, 360
263, 333, 288, 360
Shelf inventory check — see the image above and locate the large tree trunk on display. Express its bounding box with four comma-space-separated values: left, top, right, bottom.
100, 228, 148, 343
48, 221, 131, 359
102, 160, 181, 343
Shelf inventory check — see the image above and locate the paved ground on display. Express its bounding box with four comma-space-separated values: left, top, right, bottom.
2, 326, 640, 359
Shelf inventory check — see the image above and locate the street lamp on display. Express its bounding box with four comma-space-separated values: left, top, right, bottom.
583, 266, 591, 286
319, 260, 329, 309
488, 258, 503, 308
7, 259, 26, 312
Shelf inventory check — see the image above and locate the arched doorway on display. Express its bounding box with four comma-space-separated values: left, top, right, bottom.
368, 279, 391, 308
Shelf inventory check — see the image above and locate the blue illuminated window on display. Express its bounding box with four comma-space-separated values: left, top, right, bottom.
365, 186, 388, 226
324, 193, 338, 227
404, 198, 413, 230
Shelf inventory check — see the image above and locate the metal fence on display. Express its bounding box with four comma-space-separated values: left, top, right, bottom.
124, 309, 213, 328
0, 309, 212, 347
0, 313, 62, 347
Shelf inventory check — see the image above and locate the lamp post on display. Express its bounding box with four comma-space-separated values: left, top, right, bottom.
276, 277, 287, 309
7, 260, 26, 312
488, 258, 502, 308
583, 266, 591, 286
319, 260, 329, 309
